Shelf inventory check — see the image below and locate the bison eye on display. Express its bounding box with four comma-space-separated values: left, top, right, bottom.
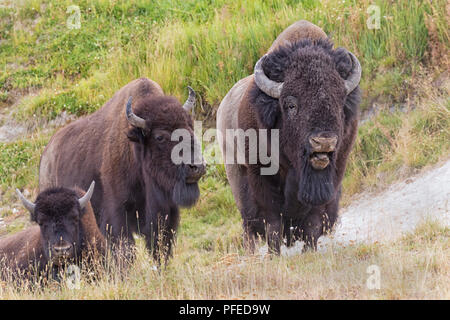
283, 96, 298, 111
155, 135, 164, 142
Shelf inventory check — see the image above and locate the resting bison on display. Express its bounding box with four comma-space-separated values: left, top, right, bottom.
0, 182, 105, 278
217, 20, 361, 253
39, 78, 206, 261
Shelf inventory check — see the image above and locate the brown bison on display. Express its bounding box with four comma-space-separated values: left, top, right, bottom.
217, 20, 361, 253
0, 182, 105, 278
39, 78, 206, 261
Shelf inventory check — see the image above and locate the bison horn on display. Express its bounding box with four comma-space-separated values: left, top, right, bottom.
343, 50, 362, 94
78, 181, 95, 210
125, 96, 147, 129
15, 189, 35, 215
254, 54, 283, 99
254, 50, 361, 98
182, 86, 196, 112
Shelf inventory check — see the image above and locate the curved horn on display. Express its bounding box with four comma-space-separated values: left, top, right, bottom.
125, 96, 146, 129
15, 189, 35, 214
78, 181, 95, 210
343, 51, 362, 94
254, 54, 283, 99
182, 86, 196, 112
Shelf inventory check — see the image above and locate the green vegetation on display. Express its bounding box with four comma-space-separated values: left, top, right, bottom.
1, 0, 448, 118
0, 133, 49, 202
0, 0, 448, 204
0, 0, 449, 299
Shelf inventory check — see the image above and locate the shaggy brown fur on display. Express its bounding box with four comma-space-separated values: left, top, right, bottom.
39, 78, 205, 262
217, 21, 361, 253
267, 20, 327, 53
0, 187, 105, 279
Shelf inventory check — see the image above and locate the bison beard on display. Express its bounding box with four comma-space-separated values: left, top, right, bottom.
298, 156, 336, 207
172, 166, 200, 208
173, 181, 200, 208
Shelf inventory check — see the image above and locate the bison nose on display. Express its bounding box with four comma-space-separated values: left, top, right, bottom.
309, 133, 338, 153
189, 163, 206, 176
52, 243, 72, 256
189, 164, 200, 172
186, 163, 206, 183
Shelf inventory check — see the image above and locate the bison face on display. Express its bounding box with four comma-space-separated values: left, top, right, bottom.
15, 182, 95, 265
280, 64, 345, 206
126, 89, 206, 208
253, 39, 361, 206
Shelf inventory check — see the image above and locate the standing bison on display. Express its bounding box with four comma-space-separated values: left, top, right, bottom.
39, 78, 206, 261
217, 20, 361, 253
0, 182, 105, 278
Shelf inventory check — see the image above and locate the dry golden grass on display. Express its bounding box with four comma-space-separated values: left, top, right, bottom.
0, 220, 448, 300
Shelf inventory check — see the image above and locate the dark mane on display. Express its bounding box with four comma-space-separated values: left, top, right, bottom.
35, 188, 79, 218
249, 38, 361, 128
264, 38, 335, 82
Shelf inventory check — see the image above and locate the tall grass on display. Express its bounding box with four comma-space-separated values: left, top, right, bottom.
1, 0, 448, 119
343, 78, 450, 201
1, 220, 448, 299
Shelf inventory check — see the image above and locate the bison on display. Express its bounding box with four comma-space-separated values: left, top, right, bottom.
217, 20, 362, 253
39, 78, 206, 262
0, 182, 105, 278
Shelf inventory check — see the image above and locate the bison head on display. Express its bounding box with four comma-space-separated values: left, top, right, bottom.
253, 39, 361, 206
125, 87, 206, 208
15, 182, 95, 265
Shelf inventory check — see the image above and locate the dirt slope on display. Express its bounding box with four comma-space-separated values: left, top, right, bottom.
318, 159, 450, 249
259, 159, 450, 256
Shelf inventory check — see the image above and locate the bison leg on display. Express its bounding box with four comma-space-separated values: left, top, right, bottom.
242, 217, 265, 253
224, 163, 264, 253
265, 214, 282, 254
99, 200, 136, 263
247, 165, 284, 254
144, 207, 179, 265
301, 195, 339, 250
283, 168, 312, 247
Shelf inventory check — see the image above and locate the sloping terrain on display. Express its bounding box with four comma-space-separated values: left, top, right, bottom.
322, 160, 450, 247
0, 0, 449, 299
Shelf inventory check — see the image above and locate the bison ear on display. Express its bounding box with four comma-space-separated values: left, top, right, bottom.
127, 127, 145, 143
29, 211, 38, 222
251, 85, 281, 129
257, 96, 280, 128
332, 47, 353, 80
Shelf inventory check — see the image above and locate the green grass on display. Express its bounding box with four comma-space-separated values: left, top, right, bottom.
0, 133, 48, 198
0, 0, 447, 208
0, 0, 447, 198
343, 84, 450, 200
1, 0, 449, 119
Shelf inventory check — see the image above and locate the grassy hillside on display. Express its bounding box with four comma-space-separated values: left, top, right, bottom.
0, 0, 449, 299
